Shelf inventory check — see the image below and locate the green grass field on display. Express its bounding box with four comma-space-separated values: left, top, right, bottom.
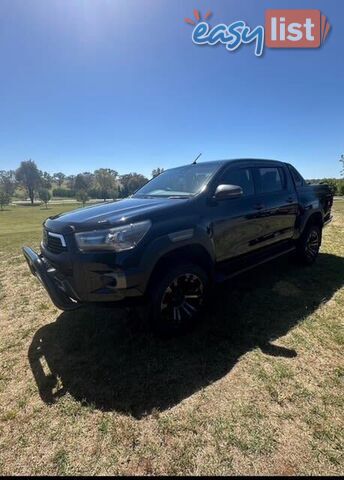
0, 201, 343, 475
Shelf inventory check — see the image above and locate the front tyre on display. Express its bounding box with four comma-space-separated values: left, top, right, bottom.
296, 224, 322, 265
150, 264, 209, 336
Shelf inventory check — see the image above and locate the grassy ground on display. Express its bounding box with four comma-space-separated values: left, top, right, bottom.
0, 202, 343, 475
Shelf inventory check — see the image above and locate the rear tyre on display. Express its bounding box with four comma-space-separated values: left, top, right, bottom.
149, 263, 209, 336
296, 224, 322, 265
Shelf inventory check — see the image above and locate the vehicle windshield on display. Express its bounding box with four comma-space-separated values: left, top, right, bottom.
134, 163, 222, 198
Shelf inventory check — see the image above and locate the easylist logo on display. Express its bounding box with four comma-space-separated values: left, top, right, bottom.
185, 9, 331, 57
265, 10, 331, 48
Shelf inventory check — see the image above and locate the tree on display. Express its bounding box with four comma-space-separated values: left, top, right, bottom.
0, 170, 17, 196
76, 189, 89, 206
40, 171, 52, 189
119, 173, 148, 197
94, 168, 118, 201
152, 167, 164, 178
0, 191, 10, 211
75, 172, 94, 192
109, 189, 119, 201
15, 160, 42, 205
53, 172, 65, 187
66, 175, 76, 190
39, 188, 51, 209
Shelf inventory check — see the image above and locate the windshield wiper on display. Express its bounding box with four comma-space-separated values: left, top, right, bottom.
135, 194, 191, 199
134, 194, 157, 198
168, 195, 191, 199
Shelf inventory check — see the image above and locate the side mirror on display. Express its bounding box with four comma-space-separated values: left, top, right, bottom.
214, 184, 243, 200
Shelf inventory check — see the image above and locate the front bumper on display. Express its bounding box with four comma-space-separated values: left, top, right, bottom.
22, 246, 145, 311
22, 247, 81, 311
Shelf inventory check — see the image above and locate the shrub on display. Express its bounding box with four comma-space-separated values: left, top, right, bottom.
0, 191, 10, 210
52, 188, 75, 198
38, 188, 51, 209
76, 190, 89, 206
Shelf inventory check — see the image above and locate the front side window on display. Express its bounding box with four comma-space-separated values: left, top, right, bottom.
134, 163, 222, 198
257, 167, 285, 193
218, 167, 254, 196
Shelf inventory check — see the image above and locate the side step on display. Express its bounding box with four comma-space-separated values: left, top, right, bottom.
215, 246, 296, 283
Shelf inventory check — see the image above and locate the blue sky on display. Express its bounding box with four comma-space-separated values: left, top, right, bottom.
0, 0, 343, 179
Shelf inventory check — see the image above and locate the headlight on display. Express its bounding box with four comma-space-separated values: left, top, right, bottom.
75, 220, 151, 252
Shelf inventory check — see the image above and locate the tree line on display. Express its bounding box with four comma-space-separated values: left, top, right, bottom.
306, 155, 344, 196
0, 157, 343, 211
307, 177, 344, 196
0, 160, 165, 209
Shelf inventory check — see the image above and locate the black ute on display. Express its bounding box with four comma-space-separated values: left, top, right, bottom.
23, 159, 333, 335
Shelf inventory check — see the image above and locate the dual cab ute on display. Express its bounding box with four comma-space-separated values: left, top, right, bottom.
23, 159, 333, 334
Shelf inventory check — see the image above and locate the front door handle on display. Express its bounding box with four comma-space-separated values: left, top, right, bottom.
287, 197, 294, 203
254, 203, 264, 210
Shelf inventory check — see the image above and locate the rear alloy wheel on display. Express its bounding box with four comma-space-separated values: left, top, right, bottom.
150, 264, 208, 335
296, 224, 321, 265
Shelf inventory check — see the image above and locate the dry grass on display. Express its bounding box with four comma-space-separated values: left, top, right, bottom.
0, 202, 343, 475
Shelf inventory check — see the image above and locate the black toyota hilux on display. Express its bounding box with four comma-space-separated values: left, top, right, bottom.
23, 159, 333, 334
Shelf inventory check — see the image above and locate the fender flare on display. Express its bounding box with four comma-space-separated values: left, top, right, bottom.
298, 208, 324, 237
139, 226, 215, 291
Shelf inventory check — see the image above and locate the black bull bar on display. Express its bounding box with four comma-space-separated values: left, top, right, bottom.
22, 247, 80, 311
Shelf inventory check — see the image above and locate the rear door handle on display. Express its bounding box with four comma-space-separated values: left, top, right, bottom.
287, 197, 295, 203
254, 203, 264, 210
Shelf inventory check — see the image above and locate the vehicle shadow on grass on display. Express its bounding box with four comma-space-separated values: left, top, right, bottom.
28, 253, 344, 419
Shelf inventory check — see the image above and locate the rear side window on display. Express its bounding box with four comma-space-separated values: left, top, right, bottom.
256, 167, 285, 193
289, 165, 304, 187
219, 167, 254, 196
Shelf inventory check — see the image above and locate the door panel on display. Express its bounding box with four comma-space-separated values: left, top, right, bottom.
252, 166, 298, 246
210, 166, 263, 261
212, 196, 267, 261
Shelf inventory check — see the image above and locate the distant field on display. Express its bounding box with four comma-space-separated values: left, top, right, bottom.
0, 201, 343, 475
0, 203, 82, 253
12, 198, 113, 206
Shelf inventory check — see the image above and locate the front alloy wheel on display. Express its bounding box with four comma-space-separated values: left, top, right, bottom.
160, 273, 204, 325
151, 264, 208, 335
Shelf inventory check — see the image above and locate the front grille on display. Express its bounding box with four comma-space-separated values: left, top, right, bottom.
44, 230, 67, 254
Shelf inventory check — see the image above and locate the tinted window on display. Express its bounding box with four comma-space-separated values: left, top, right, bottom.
257, 167, 285, 193
289, 165, 304, 187
219, 168, 254, 196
